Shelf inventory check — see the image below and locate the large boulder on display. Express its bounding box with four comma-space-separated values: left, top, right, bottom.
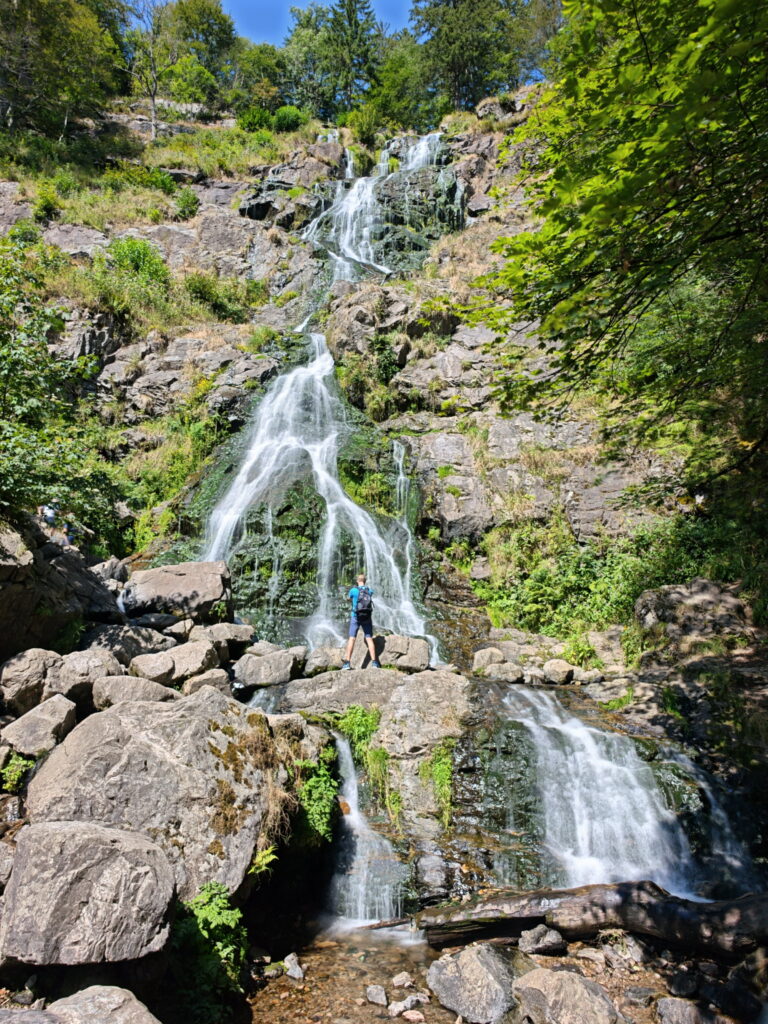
92, 676, 182, 709
0, 522, 121, 662
80, 624, 176, 666
26, 687, 315, 897
45, 648, 125, 704
46, 986, 162, 1024
121, 561, 233, 624
0, 822, 173, 965
0, 649, 64, 716
189, 623, 255, 660
233, 650, 302, 690
509, 968, 625, 1024
427, 943, 535, 1023
1, 695, 76, 756
130, 641, 219, 686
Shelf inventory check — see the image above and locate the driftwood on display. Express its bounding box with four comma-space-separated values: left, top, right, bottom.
415, 880, 768, 958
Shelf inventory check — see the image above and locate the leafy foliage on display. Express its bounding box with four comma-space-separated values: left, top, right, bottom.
0, 753, 36, 794
335, 705, 381, 761
294, 745, 339, 843
419, 739, 455, 828
169, 881, 247, 1024
482, 0, 768, 488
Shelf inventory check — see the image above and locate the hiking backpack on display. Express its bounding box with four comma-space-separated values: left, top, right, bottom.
356, 586, 373, 614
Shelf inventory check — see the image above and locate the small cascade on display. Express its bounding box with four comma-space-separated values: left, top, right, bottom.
400, 132, 443, 172
304, 142, 394, 281
328, 736, 408, 926
502, 688, 697, 894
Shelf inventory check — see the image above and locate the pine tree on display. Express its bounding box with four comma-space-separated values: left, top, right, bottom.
327, 0, 381, 111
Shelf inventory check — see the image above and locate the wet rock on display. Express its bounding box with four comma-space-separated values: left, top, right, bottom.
427, 943, 535, 1023
47, 985, 163, 1024
88, 556, 129, 584
81, 624, 175, 666
392, 972, 414, 988
92, 676, 181, 709
1, 695, 76, 756
233, 650, 302, 690
510, 967, 625, 1024
26, 687, 301, 898
121, 561, 233, 623
414, 849, 450, 903
388, 992, 429, 1018
284, 951, 304, 980
0, 649, 64, 716
518, 925, 567, 955
0, 821, 173, 965
367, 985, 387, 1006
523, 666, 547, 686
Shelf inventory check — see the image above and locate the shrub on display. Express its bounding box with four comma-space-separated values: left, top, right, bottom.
175, 186, 200, 220
32, 181, 60, 221
183, 272, 262, 322
237, 106, 273, 132
272, 105, 306, 133
106, 237, 170, 290
51, 168, 81, 197
348, 104, 380, 148
101, 162, 176, 195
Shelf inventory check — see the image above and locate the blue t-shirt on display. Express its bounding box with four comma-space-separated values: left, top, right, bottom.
349, 585, 373, 615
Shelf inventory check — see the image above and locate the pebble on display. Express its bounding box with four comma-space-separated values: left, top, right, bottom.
366, 984, 387, 1006
392, 971, 414, 989
285, 951, 305, 980
401, 1013, 425, 1023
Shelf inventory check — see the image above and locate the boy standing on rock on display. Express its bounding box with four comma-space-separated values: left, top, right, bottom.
341, 573, 381, 669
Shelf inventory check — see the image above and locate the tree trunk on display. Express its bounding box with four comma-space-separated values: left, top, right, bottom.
415, 880, 768, 958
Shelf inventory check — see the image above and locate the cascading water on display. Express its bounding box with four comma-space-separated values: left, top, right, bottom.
502, 688, 698, 895
328, 736, 408, 926
203, 137, 452, 649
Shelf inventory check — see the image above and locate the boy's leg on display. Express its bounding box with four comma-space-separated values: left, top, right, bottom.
365, 635, 376, 661
343, 618, 357, 664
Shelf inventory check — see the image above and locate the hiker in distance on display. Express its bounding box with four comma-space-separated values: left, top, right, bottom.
341, 573, 381, 670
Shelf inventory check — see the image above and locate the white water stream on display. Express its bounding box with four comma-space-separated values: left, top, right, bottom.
503, 688, 697, 894
328, 736, 408, 926
204, 135, 446, 650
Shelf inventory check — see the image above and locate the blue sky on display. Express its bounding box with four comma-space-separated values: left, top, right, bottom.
225, 0, 411, 46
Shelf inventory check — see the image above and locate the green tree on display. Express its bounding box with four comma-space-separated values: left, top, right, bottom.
481, 0, 768, 485
370, 29, 442, 130
125, 0, 182, 139
0, 0, 119, 133
168, 0, 236, 75
326, 0, 382, 110
165, 53, 218, 104
228, 39, 284, 111
281, 4, 336, 118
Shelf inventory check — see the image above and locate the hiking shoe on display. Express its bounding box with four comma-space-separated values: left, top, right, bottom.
371, 659, 381, 669
341, 661, 351, 671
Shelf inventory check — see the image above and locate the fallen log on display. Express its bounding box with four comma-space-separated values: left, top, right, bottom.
415, 880, 768, 958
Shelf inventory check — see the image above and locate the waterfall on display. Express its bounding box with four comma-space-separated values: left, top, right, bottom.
502, 688, 697, 895
400, 132, 443, 172
303, 142, 394, 282
328, 735, 408, 925
203, 134, 448, 650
